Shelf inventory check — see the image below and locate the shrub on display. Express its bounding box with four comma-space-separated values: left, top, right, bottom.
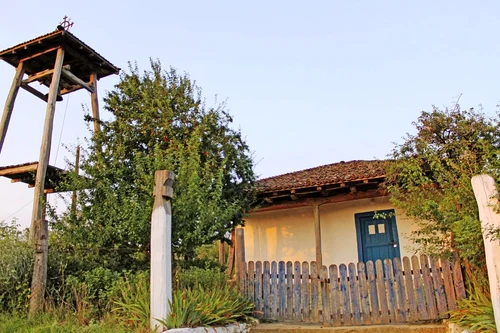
161, 285, 254, 328
176, 266, 228, 290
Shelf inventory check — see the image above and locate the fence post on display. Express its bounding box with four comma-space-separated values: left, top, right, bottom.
150, 170, 175, 332
471, 174, 500, 332
235, 228, 246, 289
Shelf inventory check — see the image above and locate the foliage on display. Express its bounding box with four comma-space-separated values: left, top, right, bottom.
110, 271, 150, 330
159, 285, 254, 328
0, 220, 32, 313
52, 60, 255, 272
386, 106, 500, 268
448, 282, 496, 333
176, 266, 228, 290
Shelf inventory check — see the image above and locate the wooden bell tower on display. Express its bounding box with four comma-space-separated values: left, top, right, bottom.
0, 21, 119, 313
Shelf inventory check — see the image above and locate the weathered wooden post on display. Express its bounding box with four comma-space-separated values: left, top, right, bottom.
471, 174, 500, 331
29, 217, 48, 315
150, 170, 175, 332
235, 228, 246, 291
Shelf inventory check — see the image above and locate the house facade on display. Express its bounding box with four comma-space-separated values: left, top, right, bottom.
243, 160, 418, 267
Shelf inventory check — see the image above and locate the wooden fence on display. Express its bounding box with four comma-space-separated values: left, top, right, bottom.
240, 255, 466, 326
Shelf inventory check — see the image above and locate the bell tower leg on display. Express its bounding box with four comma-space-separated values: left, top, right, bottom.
0, 62, 25, 154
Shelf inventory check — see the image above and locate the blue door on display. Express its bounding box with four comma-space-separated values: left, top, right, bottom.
355, 210, 401, 263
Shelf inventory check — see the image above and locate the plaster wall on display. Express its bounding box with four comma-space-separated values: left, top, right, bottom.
243, 196, 418, 265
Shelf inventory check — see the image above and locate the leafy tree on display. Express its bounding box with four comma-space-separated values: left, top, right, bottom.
53, 60, 255, 271
386, 105, 500, 270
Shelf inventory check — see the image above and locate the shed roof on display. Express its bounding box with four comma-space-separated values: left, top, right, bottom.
0, 162, 74, 193
256, 160, 387, 194
0, 27, 120, 92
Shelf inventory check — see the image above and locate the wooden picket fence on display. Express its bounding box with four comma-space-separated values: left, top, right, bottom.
240, 255, 466, 326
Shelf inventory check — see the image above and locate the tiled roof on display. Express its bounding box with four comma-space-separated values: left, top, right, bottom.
256, 160, 387, 193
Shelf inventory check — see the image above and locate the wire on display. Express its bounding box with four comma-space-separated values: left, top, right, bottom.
54, 94, 70, 165
1, 200, 33, 223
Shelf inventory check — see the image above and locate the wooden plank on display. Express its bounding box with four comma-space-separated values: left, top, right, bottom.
313, 205, 323, 268
348, 263, 362, 325
23, 68, 54, 84
278, 261, 286, 320
441, 258, 457, 311
452, 257, 466, 300
286, 261, 293, 320
403, 256, 418, 322
20, 84, 48, 102
411, 255, 428, 320
376, 260, 390, 324
255, 261, 263, 318
235, 228, 246, 291
384, 259, 397, 323
271, 261, 278, 320
311, 261, 319, 322
366, 261, 380, 324
429, 257, 447, 318
357, 262, 371, 325
293, 261, 301, 321
420, 255, 438, 319
248, 261, 255, 302
329, 265, 341, 326
227, 230, 235, 277
61, 68, 94, 93
393, 257, 407, 323
263, 261, 271, 320
339, 264, 352, 326
321, 265, 331, 325
302, 262, 310, 322
18, 46, 60, 63
0, 62, 25, 154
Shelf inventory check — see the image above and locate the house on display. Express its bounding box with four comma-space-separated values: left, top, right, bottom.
243, 160, 419, 267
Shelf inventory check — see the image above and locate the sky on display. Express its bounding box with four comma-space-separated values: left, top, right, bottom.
1, 1, 500, 228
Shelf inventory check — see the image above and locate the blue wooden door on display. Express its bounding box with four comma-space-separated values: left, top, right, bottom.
355, 210, 400, 263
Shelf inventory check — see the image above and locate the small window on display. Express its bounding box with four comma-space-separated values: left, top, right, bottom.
378, 223, 385, 233
368, 225, 376, 235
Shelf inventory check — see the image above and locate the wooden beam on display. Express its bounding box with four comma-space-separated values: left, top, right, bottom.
61, 68, 94, 93
313, 204, 323, 269
90, 72, 101, 133
59, 85, 83, 95
19, 46, 60, 63
290, 190, 298, 200
62, 44, 98, 71
0, 62, 25, 155
29, 218, 48, 318
264, 197, 273, 204
321, 189, 328, 197
350, 186, 357, 193
23, 69, 54, 84
0, 163, 38, 176
21, 84, 48, 102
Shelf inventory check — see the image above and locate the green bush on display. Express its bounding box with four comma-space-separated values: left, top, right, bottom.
176, 266, 228, 290
449, 283, 496, 333
0, 220, 32, 313
160, 285, 253, 328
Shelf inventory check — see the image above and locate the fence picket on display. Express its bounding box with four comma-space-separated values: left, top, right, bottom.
411, 255, 428, 320
357, 262, 371, 325
441, 259, 457, 311
348, 263, 362, 325
393, 258, 407, 322
429, 257, 447, 318
321, 266, 331, 325
403, 257, 418, 322
420, 255, 438, 319
255, 261, 263, 318
311, 261, 319, 322
384, 259, 397, 323
279, 261, 286, 320
302, 262, 310, 322
271, 261, 278, 320
263, 261, 271, 319
375, 260, 389, 324
248, 262, 255, 301
366, 261, 380, 324
329, 265, 341, 326
293, 261, 301, 321
452, 258, 466, 300
286, 261, 293, 320
339, 264, 352, 326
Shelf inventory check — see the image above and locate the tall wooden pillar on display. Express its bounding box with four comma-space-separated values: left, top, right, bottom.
90, 72, 101, 133
30, 47, 65, 238
313, 204, 323, 269
0, 62, 25, 154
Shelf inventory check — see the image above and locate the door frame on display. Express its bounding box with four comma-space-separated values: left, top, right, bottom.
354, 209, 401, 262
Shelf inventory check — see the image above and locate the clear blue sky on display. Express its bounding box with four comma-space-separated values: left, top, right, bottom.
1, 1, 500, 227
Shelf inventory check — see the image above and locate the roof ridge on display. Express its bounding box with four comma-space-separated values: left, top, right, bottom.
257, 159, 384, 182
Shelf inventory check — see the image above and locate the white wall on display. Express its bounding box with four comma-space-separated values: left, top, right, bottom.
243, 196, 418, 265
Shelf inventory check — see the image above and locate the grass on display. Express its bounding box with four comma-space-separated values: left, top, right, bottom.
0, 312, 152, 333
